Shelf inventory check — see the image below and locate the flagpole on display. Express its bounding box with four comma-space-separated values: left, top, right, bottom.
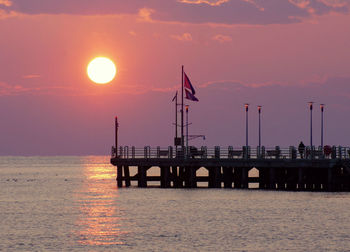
186, 105, 189, 157
181, 65, 184, 152
175, 92, 178, 151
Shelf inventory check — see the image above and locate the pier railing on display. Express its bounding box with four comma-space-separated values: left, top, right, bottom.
111, 145, 350, 160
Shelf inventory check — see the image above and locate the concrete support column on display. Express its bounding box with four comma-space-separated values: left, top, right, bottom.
242, 167, 248, 189
209, 167, 221, 188
171, 166, 178, 188
268, 167, 276, 189
117, 165, 123, 187
160, 166, 170, 188
185, 167, 197, 188
327, 167, 334, 192
286, 168, 297, 190
298, 167, 304, 190
223, 167, 233, 188
233, 167, 242, 189
124, 165, 131, 187
178, 166, 185, 188
305, 169, 313, 191
138, 166, 147, 188
259, 167, 266, 189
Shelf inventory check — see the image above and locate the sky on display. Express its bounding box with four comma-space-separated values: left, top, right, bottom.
0, 0, 350, 155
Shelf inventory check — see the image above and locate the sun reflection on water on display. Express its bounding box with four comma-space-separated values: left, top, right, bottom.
75, 156, 127, 246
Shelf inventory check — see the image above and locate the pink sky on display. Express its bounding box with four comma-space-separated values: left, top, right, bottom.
1, 0, 350, 155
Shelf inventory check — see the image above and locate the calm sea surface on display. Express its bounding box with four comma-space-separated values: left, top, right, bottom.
1, 156, 350, 251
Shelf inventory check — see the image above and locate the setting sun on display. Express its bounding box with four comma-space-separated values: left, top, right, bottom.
87, 57, 116, 84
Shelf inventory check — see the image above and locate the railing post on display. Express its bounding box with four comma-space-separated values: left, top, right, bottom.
215, 146, 220, 159
132, 146, 135, 158
119, 146, 123, 158
305, 146, 310, 159
331, 146, 336, 159
318, 146, 324, 159
261, 146, 265, 159
169, 146, 173, 158
157, 146, 160, 158
290, 146, 296, 159
111, 146, 116, 158
201, 146, 207, 158
124, 146, 129, 158
228, 146, 233, 158
243, 146, 250, 159
275, 146, 280, 159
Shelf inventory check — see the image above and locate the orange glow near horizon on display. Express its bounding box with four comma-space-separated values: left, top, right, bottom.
87, 57, 117, 84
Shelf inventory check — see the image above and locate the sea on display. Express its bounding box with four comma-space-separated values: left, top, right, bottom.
1, 156, 350, 251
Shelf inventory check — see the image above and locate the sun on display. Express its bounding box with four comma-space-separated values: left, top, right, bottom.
87, 57, 117, 84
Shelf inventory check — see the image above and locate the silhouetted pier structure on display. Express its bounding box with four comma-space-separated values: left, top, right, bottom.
111, 145, 350, 191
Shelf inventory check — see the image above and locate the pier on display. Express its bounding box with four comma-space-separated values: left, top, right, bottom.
111, 145, 350, 191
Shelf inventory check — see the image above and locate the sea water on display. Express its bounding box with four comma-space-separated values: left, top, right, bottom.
1, 156, 350, 251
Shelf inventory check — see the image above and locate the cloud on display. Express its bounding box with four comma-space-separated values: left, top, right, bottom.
0, 0, 349, 25
179, 0, 229, 6
0, 0, 12, 7
212, 34, 232, 43
137, 7, 154, 22
23, 74, 40, 79
170, 32, 193, 41
128, 30, 137, 36
0, 81, 30, 96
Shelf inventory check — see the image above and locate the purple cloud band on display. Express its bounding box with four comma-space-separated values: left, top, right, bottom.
0, 0, 349, 25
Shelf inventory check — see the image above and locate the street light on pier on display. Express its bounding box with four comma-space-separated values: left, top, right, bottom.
320, 104, 325, 149
308, 102, 314, 148
244, 103, 249, 148
258, 105, 262, 151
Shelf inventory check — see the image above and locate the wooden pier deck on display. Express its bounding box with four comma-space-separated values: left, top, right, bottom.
110, 146, 350, 191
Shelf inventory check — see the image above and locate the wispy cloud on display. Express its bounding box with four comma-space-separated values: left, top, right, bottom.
129, 30, 137, 36
242, 0, 265, 11
319, 0, 349, 8
178, 0, 229, 6
23, 74, 41, 79
170, 32, 193, 41
212, 34, 232, 43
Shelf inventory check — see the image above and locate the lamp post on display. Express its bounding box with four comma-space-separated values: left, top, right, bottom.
115, 116, 119, 156
308, 102, 314, 148
258, 105, 262, 151
320, 104, 324, 149
245, 103, 249, 148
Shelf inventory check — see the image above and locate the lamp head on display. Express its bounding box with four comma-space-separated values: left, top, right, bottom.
244, 103, 249, 111
308, 101, 314, 110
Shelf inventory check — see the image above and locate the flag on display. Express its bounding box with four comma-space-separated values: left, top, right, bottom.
172, 91, 178, 102
184, 72, 196, 95
185, 89, 199, 102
